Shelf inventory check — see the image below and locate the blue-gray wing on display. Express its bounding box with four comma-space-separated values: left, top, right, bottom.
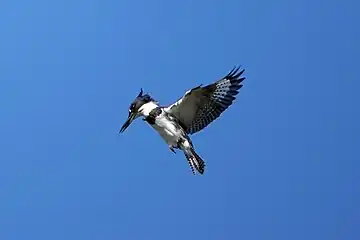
164, 66, 246, 134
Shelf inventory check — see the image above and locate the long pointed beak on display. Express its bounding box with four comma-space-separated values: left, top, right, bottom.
119, 112, 136, 133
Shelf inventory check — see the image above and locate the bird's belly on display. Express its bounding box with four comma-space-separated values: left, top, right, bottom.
152, 117, 181, 146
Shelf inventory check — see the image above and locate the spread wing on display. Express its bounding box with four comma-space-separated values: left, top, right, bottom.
164, 66, 246, 134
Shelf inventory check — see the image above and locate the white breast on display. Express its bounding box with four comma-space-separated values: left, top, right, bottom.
139, 102, 182, 146
152, 114, 182, 146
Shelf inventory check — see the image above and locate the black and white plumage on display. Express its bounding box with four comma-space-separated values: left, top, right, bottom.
119, 66, 246, 175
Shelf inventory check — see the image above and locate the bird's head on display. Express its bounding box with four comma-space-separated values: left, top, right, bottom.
119, 88, 154, 133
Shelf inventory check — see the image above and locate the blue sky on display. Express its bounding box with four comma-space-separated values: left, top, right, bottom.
0, 0, 359, 239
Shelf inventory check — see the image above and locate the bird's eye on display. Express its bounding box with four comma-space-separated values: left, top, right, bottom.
129, 104, 135, 112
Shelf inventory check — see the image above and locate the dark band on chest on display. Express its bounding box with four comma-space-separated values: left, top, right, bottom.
145, 107, 162, 125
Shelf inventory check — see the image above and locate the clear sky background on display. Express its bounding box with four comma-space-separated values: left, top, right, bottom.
0, 0, 359, 239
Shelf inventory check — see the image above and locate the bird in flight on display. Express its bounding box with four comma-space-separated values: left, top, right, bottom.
119, 66, 246, 175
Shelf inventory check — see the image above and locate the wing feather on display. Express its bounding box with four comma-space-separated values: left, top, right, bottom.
165, 66, 246, 134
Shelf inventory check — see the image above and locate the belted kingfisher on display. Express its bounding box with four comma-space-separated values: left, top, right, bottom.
119, 66, 246, 175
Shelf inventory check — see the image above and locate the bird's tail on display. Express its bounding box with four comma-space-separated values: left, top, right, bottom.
184, 148, 205, 175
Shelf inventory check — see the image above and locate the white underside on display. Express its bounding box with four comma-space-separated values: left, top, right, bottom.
152, 115, 182, 146
139, 102, 183, 147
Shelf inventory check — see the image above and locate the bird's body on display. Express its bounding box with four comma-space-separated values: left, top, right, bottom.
119, 66, 246, 175
138, 101, 204, 173
140, 102, 183, 148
